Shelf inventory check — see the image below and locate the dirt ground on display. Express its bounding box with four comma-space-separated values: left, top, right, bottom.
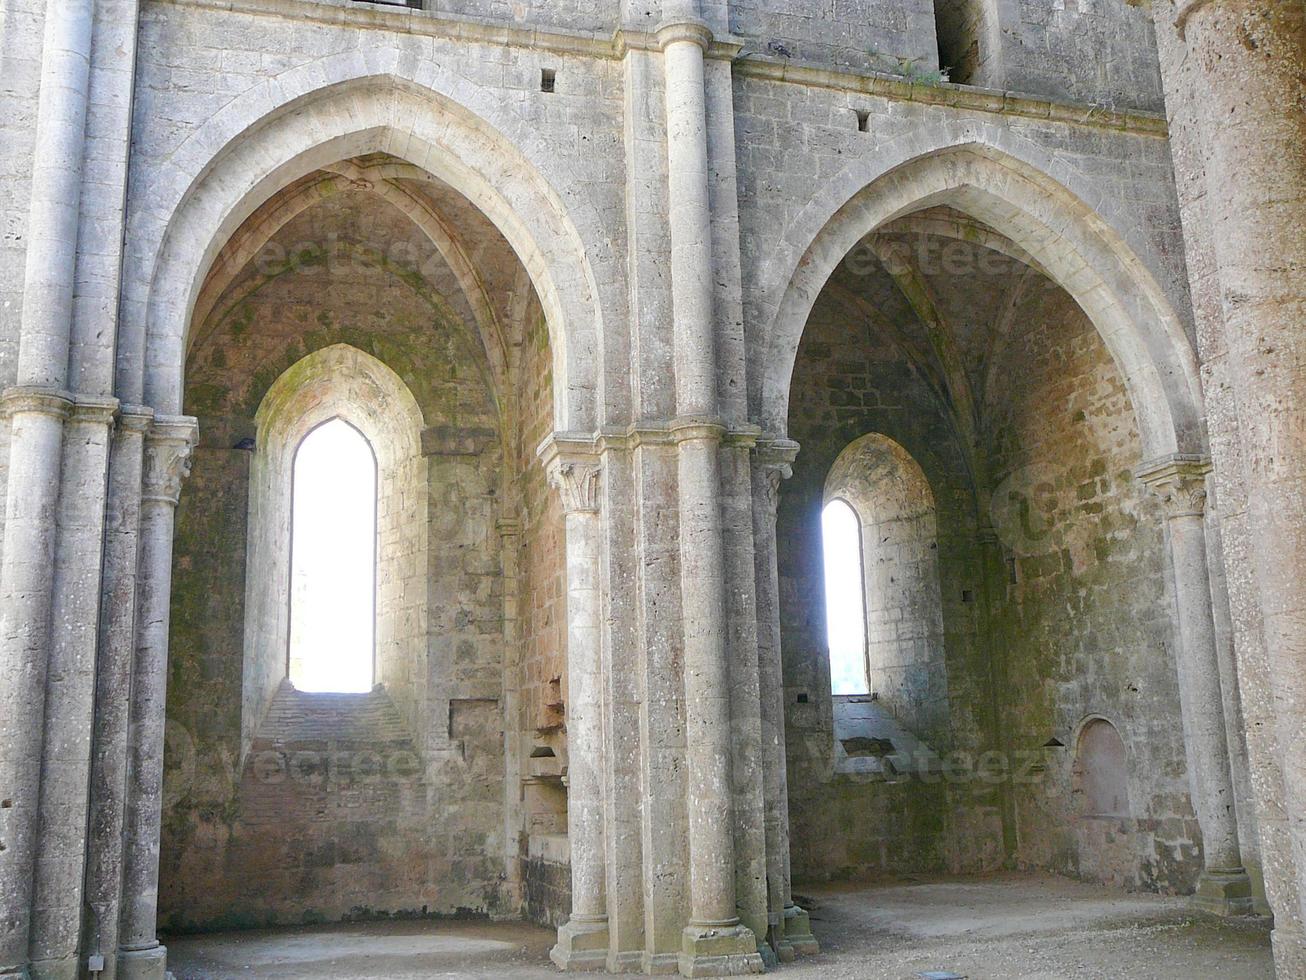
165, 872, 1273, 979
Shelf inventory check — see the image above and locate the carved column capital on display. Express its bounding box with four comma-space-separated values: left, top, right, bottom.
537, 431, 603, 516
548, 460, 602, 515
142, 415, 199, 507
1138, 454, 1212, 519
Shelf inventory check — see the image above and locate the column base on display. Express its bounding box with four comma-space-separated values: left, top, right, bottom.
765, 917, 795, 964
783, 904, 819, 955
550, 916, 609, 971
118, 944, 170, 980
640, 951, 681, 974
27, 956, 78, 980
606, 949, 645, 974
677, 922, 764, 977
1193, 868, 1254, 916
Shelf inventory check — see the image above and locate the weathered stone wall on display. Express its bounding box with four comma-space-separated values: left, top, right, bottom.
991, 0, 1164, 111
779, 231, 1203, 894
981, 271, 1197, 893
0, 0, 1256, 972
729, 0, 938, 75
929, 0, 1164, 110
162, 187, 515, 928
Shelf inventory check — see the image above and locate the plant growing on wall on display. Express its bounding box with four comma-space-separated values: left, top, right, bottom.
867, 48, 952, 86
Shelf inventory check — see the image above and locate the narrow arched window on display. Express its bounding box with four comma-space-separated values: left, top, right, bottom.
822, 498, 869, 696
288, 418, 377, 693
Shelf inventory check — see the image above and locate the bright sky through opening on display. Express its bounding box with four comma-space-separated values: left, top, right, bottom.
288, 418, 377, 693
823, 499, 869, 696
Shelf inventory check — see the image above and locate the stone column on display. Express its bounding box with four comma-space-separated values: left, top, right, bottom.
541, 442, 609, 971
17, 0, 93, 389
0, 0, 95, 970
28, 396, 118, 980
82, 408, 153, 977
658, 5, 762, 974
1151, 0, 1306, 949
0, 390, 73, 979
117, 416, 197, 980
1140, 455, 1252, 913
750, 442, 818, 960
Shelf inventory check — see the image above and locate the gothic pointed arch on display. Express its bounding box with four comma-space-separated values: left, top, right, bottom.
757, 142, 1204, 461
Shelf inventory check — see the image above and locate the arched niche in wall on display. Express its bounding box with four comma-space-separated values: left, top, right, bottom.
241, 343, 427, 761
1074, 717, 1132, 820
823, 433, 949, 743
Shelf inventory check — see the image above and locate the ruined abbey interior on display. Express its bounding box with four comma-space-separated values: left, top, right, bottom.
0, 0, 1302, 977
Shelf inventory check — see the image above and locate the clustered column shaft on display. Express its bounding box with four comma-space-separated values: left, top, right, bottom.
1140, 456, 1251, 912
658, 3, 762, 973
0, 394, 73, 978
0, 0, 96, 974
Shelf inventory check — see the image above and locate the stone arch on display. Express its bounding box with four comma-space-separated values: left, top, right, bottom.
123, 64, 608, 429
241, 344, 428, 760
757, 141, 1204, 460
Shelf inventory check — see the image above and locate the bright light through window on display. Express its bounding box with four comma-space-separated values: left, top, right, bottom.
823, 499, 869, 695
288, 418, 376, 693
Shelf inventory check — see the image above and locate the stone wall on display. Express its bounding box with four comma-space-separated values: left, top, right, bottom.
514, 301, 570, 925
982, 270, 1198, 894
0, 0, 1256, 973
989, 0, 1164, 111
729, 0, 938, 74
930, 0, 1164, 110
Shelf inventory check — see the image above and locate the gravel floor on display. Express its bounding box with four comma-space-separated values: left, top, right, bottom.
165, 872, 1273, 979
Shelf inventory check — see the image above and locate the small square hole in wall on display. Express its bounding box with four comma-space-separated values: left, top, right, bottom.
855, 109, 871, 133
796, 691, 809, 704
961, 589, 975, 603
540, 68, 557, 93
